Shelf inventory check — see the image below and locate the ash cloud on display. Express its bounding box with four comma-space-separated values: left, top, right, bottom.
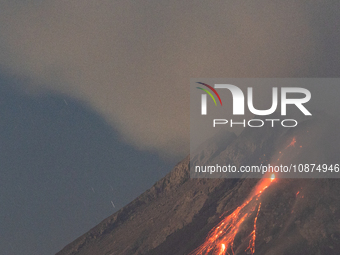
0, 1, 331, 159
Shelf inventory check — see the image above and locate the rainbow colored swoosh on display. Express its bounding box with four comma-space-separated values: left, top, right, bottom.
196, 82, 222, 106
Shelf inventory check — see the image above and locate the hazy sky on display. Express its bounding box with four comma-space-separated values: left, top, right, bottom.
2, 1, 339, 158
0, 1, 340, 255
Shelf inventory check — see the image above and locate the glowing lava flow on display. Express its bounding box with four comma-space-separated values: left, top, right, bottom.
286, 137, 296, 149
191, 137, 299, 255
190, 174, 276, 255
245, 203, 261, 255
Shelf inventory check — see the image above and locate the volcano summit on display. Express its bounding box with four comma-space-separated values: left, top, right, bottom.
57, 114, 340, 255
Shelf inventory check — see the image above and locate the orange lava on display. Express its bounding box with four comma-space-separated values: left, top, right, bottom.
190, 175, 275, 255
191, 136, 299, 255
245, 203, 261, 255
218, 243, 226, 255
278, 137, 297, 161
286, 137, 296, 149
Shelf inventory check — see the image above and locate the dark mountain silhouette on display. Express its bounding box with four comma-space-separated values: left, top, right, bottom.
57, 114, 340, 255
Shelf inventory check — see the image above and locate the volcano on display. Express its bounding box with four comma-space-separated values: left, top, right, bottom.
56, 114, 340, 255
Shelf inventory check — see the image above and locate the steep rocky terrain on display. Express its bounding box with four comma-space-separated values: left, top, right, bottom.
57, 115, 340, 255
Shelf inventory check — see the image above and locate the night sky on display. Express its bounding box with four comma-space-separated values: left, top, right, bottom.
0, 74, 177, 255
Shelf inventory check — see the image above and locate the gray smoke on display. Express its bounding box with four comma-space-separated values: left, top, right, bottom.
0, 1, 335, 159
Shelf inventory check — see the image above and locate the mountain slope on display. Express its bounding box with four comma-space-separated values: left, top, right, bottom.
57, 115, 340, 255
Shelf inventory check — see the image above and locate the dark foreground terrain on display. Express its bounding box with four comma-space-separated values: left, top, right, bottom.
57, 115, 340, 255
